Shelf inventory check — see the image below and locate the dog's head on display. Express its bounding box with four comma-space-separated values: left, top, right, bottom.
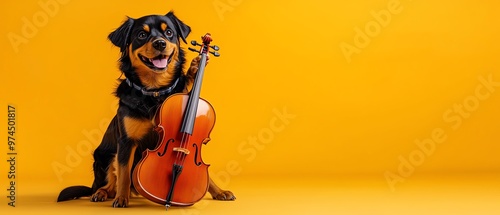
109, 11, 191, 89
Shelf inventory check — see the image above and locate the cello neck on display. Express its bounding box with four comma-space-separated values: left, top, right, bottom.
180, 33, 216, 135
179, 52, 208, 135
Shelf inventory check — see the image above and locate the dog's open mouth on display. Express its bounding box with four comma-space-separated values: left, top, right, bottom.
139, 53, 173, 71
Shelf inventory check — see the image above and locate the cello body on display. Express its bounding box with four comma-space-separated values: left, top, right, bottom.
132, 95, 214, 205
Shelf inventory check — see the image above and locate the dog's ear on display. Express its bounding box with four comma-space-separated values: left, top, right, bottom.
108, 17, 134, 52
166, 11, 191, 44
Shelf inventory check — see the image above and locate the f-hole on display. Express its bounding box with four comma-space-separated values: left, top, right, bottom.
192, 143, 202, 166
158, 138, 174, 157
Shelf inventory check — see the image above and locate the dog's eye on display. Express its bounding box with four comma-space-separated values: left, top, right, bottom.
165, 29, 173, 38
138, 31, 148, 40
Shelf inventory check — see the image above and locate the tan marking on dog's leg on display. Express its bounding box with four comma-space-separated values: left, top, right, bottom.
123, 117, 152, 140
208, 177, 222, 196
90, 156, 117, 202
113, 145, 137, 207
208, 177, 236, 201
103, 156, 117, 198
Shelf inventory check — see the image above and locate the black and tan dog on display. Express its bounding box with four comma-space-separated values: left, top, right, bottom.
57, 11, 235, 208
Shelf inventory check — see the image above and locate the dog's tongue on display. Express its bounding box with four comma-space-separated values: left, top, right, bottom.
152, 57, 167, 68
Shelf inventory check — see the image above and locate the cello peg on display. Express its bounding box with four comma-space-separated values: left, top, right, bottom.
210, 45, 220, 51
191, 40, 200, 46
210, 51, 220, 57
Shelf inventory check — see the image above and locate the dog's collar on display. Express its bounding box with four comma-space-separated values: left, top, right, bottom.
125, 78, 179, 97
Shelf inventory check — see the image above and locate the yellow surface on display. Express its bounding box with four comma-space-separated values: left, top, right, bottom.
1, 0, 500, 214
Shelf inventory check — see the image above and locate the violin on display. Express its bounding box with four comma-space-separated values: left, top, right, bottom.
132, 33, 220, 209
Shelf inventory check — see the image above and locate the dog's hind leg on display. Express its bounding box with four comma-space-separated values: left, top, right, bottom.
90, 115, 119, 202
112, 141, 138, 207
91, 156, 117, 202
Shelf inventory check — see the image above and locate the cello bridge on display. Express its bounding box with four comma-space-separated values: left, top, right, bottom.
173, 147, 190, 155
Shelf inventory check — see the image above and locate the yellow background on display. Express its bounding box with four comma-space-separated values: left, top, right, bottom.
1, 0, 500, 214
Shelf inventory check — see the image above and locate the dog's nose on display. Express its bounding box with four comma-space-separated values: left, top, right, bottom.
152, 39, 166, 51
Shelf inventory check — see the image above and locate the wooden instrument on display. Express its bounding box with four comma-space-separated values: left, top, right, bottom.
132, 33, 220, 210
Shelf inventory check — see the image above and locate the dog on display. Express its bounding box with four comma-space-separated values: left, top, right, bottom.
57, 11, 235, 208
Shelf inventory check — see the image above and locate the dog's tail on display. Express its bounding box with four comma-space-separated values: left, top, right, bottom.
57, 186, 92, 202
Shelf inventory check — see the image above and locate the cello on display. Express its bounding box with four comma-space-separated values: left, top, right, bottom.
132, 33, 220, 209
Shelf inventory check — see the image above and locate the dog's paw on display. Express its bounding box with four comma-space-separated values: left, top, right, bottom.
90, 189, 108, 202
186, 55, 209, 77
186, 55, 201, 76
112, 196, 129, 208
212, 190, 236, 201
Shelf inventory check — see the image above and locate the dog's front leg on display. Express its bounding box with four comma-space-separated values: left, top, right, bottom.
112, 116, 152, 208
208, 177, 236, 201
112, 138, 137, 208
183, 55, 206, 92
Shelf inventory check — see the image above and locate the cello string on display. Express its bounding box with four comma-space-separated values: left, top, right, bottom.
174, 132, 187, 166
173, 38, 209, 168
176, 132, 191, 166
179, 133, 189, 164
178, 133, 187, 165
180, 134, 191, 165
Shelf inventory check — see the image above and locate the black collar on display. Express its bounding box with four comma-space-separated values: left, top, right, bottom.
125, 78, 180, 97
